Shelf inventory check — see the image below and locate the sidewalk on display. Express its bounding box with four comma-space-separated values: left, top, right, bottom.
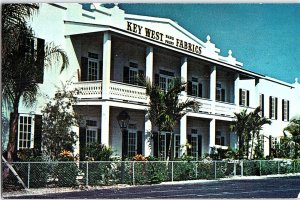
2, 173, 300, 198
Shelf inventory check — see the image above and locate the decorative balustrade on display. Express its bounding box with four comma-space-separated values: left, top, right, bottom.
74, 81, 255, 117
74, 81, 102, 99
215, 101, 237, 117
74, 81, 147, 104
109, 81, 148, 104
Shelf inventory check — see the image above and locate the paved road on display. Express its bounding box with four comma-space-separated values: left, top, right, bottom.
6, 176, 300, 199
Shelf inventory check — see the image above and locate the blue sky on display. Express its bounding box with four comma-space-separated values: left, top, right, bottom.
117, 4, 300, 84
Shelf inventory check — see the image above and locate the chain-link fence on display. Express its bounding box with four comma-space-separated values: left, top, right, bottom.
2, 160, 300, 189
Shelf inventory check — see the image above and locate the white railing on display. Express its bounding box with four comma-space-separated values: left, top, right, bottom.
196, 98, 212, 113
74, 81, 102, 99
215, 101, 237, 117
110, 81, 147, 104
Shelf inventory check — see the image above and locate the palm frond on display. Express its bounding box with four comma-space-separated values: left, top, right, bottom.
44, 42, 69, 73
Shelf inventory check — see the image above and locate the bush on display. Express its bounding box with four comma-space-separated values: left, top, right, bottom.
54, 150, 79, 187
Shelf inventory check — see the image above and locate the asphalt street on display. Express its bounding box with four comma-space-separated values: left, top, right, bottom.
5, 176, 300, 199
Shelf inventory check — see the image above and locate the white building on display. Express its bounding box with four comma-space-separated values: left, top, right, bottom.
3, 3, 300, 160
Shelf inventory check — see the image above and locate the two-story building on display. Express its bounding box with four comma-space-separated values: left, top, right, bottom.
3, 3, 300, 160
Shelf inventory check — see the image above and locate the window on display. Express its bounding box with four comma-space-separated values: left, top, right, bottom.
159, 133, 167, 159
127, 124, 137, 157
269, 96, 278, 120
86, 129, 97, 145
282, 99, 290, 121
123, 61, 144, 85
215, 131, 225, 146
192, 77, 198, 97
88, 52, 99, 81
129, 63, 138, 85
18, 115, 34, 150
159, 70, 174, 91
259, 94, 265, 117
239, 89, 250, 106
190, 129, 198, 158
174, 135, 180, 158
86, 119, 98, 146
216, 83, 225, 102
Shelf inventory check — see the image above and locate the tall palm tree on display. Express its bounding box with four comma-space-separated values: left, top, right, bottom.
143, 77, 200, 160
248, 107, 271, 159
2, 4, 69, 163
230, 109, 250, 159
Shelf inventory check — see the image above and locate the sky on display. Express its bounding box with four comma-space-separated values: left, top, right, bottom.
115, 3, 300, 84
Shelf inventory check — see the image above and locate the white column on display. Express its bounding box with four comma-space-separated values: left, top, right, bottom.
102, 32, 111, 99
209, 118, 216, 153
180, 114, 187, 156
210, 66, 217, 114
234, 73, 240, 111
144, 112, 152, 157
101, 103, 110, 146
181, 57, 188, 82
255, 78, 260, 108
146, 46, 153, 84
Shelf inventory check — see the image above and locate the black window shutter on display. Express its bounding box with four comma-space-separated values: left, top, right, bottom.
36, 38, 45, 83
138, 70, 144, 86
275, 97, 278, 120
282, 99, 285, 121
137, 131, 143, 154
187, 81, 192, 95
221, 88, 225, 102
187, 135, 191, 156
198, 83, 203, 98
123, 66, 129, 83
269, 96, 272, 119
198, 135, 202, 159
221, 137, 225, 146
287, 101, 290, 121
246, 90, 250, 107
239, 89, 242, 105
261, 94, 265, 117
79, 127, 86, 161
34, 114, 42, 151
98, 129, 101, 144
81, 57, 88, 81
99, 61, 103, 80
122, 130, 128, 158
154, 74, 160, 86
153, 132, 158, 157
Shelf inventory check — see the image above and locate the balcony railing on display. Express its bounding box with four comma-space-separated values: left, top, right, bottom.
110, 81, 147, 104
74, 81, 147, 104
74, 81, 254, 117
74, 80, 102, 99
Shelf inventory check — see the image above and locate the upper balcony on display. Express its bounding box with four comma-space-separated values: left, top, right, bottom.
74, 80, 148, 104
74, 81, 253, 118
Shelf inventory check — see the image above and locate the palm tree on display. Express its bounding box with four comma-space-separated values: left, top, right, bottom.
143, 77, 200, 160
2, 4, 69, 163
248, 107, 271, 159
230, 109, 250, 159
284, 117, 300, 158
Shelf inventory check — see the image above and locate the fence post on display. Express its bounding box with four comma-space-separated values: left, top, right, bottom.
195, 162, 198, 179
86, 161, 89, 187
241, 161, 243, 177
214, 161, 217, 179
28, 163, 30, 189
133, 161, 135, 185
171, 161, 174, 182
259, 160, 262, 176
294, 161, 296, 173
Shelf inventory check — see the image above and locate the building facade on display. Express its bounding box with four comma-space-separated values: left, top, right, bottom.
3, 3, 300, 160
